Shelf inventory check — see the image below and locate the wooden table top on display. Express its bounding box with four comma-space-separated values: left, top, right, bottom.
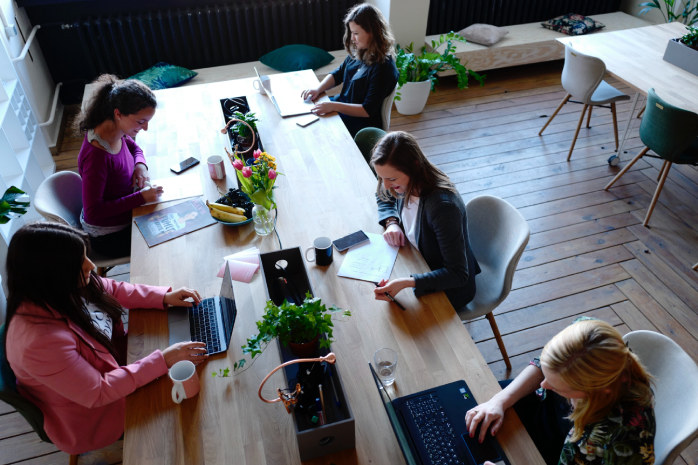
124, 71, 545, 465
557, 22, 698, 114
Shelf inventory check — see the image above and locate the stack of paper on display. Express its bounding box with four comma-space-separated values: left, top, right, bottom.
217, 247, 260, 283
337, 232, 399, 283
142, 173, 204, 206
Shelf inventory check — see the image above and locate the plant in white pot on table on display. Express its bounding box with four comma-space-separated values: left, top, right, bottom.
394, 32, 485, 115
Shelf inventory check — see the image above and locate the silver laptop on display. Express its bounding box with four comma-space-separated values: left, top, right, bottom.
254, 67, 315, 117
167, 262, 236, 355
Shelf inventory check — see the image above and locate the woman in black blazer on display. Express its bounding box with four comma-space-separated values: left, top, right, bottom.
301, 4, 398, 137
372, 132, 481, 311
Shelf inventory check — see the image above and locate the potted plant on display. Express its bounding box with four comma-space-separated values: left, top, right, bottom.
394, 32, 485, 115
215, 293, 350, 375
638, 0, 698, 25
0, 186, 30, 224
229, 111, 259, 149
663, 26, 698, 76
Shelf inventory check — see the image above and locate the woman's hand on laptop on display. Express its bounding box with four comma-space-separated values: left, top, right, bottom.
162, 341, 208, 367
465, 396, 506, 443
301, 88, 320, 102
164, 287, 202, 308
311, 101, 337, 116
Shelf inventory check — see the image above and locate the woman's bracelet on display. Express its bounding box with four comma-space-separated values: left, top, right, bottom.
385, 218, 399, 228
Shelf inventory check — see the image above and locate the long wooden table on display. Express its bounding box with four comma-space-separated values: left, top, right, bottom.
557, 22, 698, 154
125, 71, 545, 465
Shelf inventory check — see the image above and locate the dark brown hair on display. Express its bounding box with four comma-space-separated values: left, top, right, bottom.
371, 131, 457, 205
5, 223, 125, 359
343, 3, 395, 66
77, 74, 157, 132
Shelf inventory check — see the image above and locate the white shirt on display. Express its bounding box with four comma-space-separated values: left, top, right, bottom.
85, 300, 113, 339
401, 197, 420, 249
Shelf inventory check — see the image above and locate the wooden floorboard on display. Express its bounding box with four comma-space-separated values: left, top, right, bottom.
36, 59, 698, 464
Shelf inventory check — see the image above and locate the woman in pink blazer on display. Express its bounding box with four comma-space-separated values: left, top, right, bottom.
4, 223, 208, 455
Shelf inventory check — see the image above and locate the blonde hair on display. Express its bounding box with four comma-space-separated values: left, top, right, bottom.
343, 3, 394, 66
541, 320, 653, 442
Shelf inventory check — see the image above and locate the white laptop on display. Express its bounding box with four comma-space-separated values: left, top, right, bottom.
254, 67, 315, 117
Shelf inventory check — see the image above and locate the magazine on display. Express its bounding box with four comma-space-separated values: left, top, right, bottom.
135, 198, 216, 247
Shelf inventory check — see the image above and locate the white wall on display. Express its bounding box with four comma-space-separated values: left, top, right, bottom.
0, 0, 63, 149
366, 0, 431, 50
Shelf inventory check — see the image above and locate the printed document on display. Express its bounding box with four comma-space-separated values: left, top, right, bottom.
337, 232, 399, 283
142, 173, 203, 205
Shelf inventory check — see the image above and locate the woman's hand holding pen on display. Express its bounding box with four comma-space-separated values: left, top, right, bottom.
374, 278, 415, 301
383, 223, 405, 247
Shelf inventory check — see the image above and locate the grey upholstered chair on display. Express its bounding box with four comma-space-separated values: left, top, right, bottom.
34, 171, 130, 276
459, 195, 530, 370
382, 83, 399, 131
623, 330, 698, 465
539, 45, 630, 161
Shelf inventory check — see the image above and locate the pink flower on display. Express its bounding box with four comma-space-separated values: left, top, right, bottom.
232, 159, 243, 170
242, 167, 252, 178
268, 169, 277, 180
253, 149, 262, 159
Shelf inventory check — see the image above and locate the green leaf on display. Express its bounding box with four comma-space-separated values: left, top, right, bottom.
212, 371, 217, 377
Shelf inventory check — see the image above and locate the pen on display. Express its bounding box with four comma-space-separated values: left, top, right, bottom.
375, 282, 406, 311
318, 386, 326, 424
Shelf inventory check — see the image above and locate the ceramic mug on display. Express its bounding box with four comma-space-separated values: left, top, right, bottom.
170, 360, 200, 404
305, 237, 333, 266
253, 79, 267, 95
207, 155, 226, 180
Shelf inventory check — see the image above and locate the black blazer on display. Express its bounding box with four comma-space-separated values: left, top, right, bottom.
376, 188, 481, 311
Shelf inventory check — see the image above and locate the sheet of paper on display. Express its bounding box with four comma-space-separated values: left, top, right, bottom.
217, 247, 260, 281
337, 232, 399, 283
142, 173, 203, 205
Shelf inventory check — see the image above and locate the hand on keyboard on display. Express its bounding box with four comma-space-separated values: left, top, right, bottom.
465, 396, 506, 443
164, 287, 202, 307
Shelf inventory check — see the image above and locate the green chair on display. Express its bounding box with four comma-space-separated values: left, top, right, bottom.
604, 88, 698, 226
0, 323, 80, 464
354, 127, 387, 167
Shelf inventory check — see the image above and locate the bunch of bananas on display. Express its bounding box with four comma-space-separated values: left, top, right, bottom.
206, 200, 248, 223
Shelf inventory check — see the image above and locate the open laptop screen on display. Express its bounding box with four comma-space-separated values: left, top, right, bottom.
219, 262, 237, 341
368, 363, 420, 465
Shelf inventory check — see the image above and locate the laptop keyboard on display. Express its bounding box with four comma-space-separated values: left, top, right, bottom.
406, 394, 465, 465
189, 298, 221, 354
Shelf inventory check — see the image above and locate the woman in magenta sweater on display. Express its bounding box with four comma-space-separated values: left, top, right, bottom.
78, 75, 164, 258
5, 223, 207, 454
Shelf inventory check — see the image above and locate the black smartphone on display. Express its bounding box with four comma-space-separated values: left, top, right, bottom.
333, 230, 370, 252
170, 157, 200, 174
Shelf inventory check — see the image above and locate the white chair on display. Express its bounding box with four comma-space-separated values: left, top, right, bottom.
382, 83, 399, 131
539, 45, 631, 161
623, 330, 698, 465
34, 172, 130, 276
459, 196, 530, 370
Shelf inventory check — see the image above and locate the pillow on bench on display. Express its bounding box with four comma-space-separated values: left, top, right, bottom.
542, 14, 605, 35
128, 62, 198, 90
260, 44, 335, 72
458, 24, 509, 46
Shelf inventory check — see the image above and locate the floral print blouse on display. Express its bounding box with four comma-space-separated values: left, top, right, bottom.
530, 317, 656, 464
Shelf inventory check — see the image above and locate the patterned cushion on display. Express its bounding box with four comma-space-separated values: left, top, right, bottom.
128, 62, 198, 90
541, 14, 605, 36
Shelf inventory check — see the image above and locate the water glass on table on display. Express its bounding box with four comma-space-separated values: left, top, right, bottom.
374, 348, 398, 386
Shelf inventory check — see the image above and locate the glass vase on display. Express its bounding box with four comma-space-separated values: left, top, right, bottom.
252, 204, 274, 236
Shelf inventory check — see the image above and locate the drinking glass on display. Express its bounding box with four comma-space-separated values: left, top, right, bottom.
374, 348, 398, 386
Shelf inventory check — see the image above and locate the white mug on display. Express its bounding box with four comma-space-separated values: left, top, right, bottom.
169, 360, 200, 404
253, 79, 267, 95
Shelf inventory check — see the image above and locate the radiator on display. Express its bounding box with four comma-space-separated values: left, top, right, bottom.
427, 0, 624, 36
74, 0, 358, 79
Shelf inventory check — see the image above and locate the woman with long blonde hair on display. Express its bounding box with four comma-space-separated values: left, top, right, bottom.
301, 3, 398, 137
466, 318, 655, 465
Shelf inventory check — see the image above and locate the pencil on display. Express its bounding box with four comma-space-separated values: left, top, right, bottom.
374, 282, 406, 311
318, 385, 326, 422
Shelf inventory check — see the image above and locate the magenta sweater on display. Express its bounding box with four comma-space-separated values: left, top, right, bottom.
78, 135, 147, 227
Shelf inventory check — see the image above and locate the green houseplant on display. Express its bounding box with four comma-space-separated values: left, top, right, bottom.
229, 111, 259, 147
218, 293, 351, 375
394, 32, 485, 115
0, 186, 30, 224
638, 0, 698, 25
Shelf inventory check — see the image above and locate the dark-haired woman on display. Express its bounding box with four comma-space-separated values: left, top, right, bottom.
301, 3, 398, 137
4, 223, 207, 455
78, 74, 164, 258
372, 131, 481, 311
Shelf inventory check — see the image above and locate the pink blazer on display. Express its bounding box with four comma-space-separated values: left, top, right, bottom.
6, 278, 171, 455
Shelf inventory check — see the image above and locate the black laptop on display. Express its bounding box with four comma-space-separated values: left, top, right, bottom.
167, 262, 237, 355
369, 362, 509, 465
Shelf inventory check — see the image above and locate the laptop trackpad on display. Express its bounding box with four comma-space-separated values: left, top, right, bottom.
461, 431, 501, 465
168, 307, 190, 346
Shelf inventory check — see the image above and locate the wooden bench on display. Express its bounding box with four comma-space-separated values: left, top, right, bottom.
425, 12, 650, 75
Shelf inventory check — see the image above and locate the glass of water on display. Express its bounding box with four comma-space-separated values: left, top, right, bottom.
374, 348, 398, 386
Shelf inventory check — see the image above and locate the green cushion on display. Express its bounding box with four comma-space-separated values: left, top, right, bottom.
128, 62, 198, 90
260, 45, 334, 72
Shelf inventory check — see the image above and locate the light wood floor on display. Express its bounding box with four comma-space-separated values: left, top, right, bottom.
3, 61, 698, 464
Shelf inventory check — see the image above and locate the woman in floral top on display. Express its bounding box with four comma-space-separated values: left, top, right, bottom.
465, 318, 655, 465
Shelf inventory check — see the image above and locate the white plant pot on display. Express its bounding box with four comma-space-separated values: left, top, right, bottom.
395, 80, 432, 115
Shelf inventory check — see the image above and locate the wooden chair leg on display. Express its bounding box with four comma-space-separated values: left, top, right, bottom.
604, 147, 650, 191
539, 93, 571, 136
69, 455, 79, 465
97, 267, 106, 277
486, 312, 511, 370
644, 161, 672, 226
693, 262, 698, 271
637, 105, 645, 118
611, 102, 619, 151
586, 105, 593, 128
567, 104, 589, 161
657, 160, 668, 181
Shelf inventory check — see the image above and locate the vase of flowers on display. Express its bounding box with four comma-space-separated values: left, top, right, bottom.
230, 148, 281, 236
